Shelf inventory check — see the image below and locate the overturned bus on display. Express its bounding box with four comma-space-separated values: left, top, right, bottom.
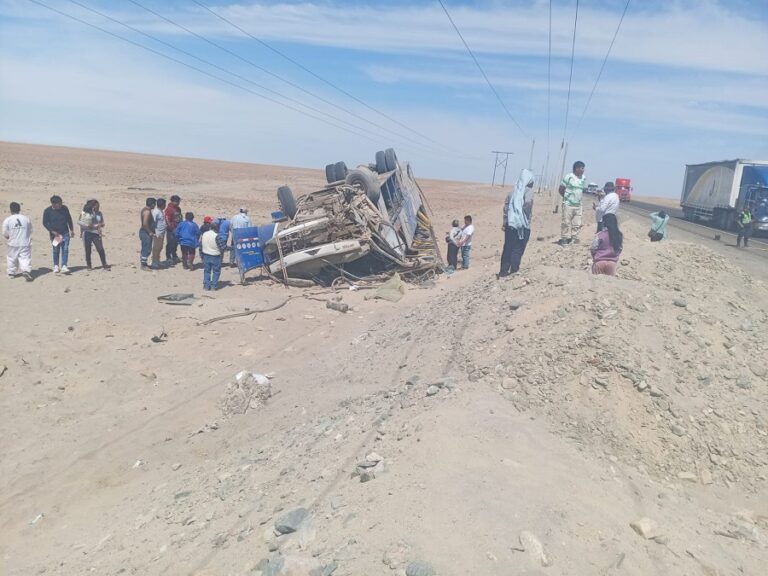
261, 148, 443, 284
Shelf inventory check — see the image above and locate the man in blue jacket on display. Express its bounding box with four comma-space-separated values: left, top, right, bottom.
217, 216, 231, 264
42, 195, 74, 273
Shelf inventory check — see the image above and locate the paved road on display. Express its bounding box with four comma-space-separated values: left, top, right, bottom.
621, 198, 768, 252
623, 199, 683, 219
613, 197, 768, 282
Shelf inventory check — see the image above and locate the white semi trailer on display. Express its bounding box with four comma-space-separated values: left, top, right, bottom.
680, 159, 768, 233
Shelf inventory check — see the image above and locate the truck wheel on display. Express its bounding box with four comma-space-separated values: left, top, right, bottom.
277, 185, 297, 220
345, 169, 381, 205
325, 164, 337, 184
384, 148, 398, 172
375, 151, 387, 174
334, 161, 348, 182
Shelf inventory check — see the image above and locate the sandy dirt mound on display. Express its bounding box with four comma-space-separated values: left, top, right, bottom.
0, 143, 766, 576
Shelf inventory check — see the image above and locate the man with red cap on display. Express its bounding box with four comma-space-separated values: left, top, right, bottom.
198, 216, 214, 260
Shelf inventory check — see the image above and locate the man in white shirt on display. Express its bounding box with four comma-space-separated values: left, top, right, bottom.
595, 181, 619, 232
230, 207, 253, 266
201, 222, 223, 290
151, 198, 168, 269
459, 214, 475, 269
3, 202, 33, 281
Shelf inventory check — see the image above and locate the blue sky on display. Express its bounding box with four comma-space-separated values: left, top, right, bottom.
1, 0, 767, 197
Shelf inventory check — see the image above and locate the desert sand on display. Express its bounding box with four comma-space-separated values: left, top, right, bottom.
1, 142, 766, 576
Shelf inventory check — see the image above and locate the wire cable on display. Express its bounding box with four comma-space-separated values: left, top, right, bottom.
547, 0, 552, 155
124, 0, 451, 157
561, 0, 580, 147
545, 0, 553, 189
27, 0, 389, 146
569, 0, 631, 141
190, 0, 459, 154
65, 0, 402, 144
436, 0, 530, 140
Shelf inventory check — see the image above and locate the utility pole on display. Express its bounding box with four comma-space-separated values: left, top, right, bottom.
491, 151, 514, 186
554, 141, 568, 213
528, 138, 535, 170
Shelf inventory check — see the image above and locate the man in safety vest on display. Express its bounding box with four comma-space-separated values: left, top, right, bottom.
736, 206, 753, 248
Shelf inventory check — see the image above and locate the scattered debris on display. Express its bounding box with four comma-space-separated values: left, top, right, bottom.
199, 298, 291, 325
326, 300, 349, 313
630, 517, 659, 540
365, 273, 406, 303
156, 293, 195, 306
274, 507, 308, 535
515, 530, 551, 567
29, 513, 44, 526
150, 330, 167, 343
219, 371, 273, 416
405, 560, 435, 576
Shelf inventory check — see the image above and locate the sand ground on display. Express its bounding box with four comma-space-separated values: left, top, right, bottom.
1, 142, 766, 576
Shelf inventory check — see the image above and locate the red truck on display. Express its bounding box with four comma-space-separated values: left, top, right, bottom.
615, 178, 632, 202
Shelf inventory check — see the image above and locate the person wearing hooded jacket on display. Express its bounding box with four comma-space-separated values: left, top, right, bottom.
498, 169, 535, 278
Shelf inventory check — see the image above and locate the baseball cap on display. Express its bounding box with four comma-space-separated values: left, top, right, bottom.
203, 216, 213, 224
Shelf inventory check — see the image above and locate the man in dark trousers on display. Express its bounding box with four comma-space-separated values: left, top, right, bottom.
164, 194, 183, 264
42, 195, 74, 274
139, 198, 156, 270
499, 169, 535, 277
736, 205, 753, 248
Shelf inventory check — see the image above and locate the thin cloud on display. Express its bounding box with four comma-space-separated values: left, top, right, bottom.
120, 1, 768, 75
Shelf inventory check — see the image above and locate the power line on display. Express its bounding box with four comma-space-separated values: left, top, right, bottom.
26, 0, 389, 146
561, 0, 580, 146
547, 0, 552, 155
436, 0, 530, 140
545, 0, 553, 189
65, 0, 400, 145
124, 0, 449, 157
190, 0, 459, 154
569, 0, 631, 141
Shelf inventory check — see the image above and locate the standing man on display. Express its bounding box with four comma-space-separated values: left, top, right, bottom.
42, 195, 74, 273
499, 169, 535, 278
217, 216, 231, 265
558, 161, 587, 245
3, 202, 33, 281
200, 221, 222, 290
230, 207, 252, 267
459, 214, 474, 269
164, 194, 182, 265
736, 205, 753, 248
151, 198, 167, 269
139, 197, 156, 271
594, 181, 619, 232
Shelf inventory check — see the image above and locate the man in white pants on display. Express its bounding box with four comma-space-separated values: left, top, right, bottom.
3, 202, 33, 281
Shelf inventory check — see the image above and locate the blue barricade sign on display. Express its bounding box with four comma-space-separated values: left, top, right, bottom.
233, 225, 276, 280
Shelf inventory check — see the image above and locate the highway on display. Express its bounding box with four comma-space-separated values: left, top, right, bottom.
618, 197, 768, 254
606, 196, 768, 280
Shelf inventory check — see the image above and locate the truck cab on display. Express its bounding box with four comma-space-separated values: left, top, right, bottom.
615, 178, 632, 202
748, 185, 768, 234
